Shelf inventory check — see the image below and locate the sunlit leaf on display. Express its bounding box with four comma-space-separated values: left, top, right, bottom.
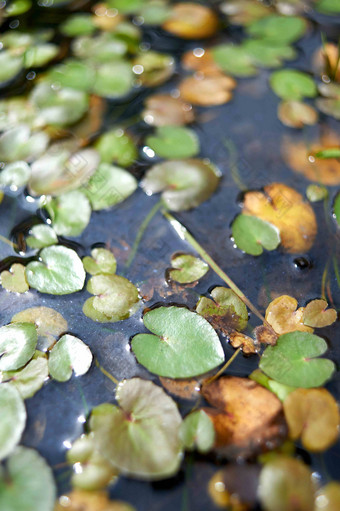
265, 295, 313, 335
167, 253, 208, 284
162, 3, 218, 39
1, 264, 29, 293
108, 0, 144, 13
0, 125, 49, 163
24, 43, 59, 68
212, 44, 258, 77
83, 248, 117, 276
315, 483, 340, 511
93, 62, 134, 99
0, 51, 23, 85
270, 69, 317, 101
0, 323, 37, 371
26, 224, 58, 249
229, 332, 257, 354
44, 191, 91, 237
132, 51, 174, 87
131, 306, 225, 378
246, 15, 307, 44
180, 410, 215, 453
5, 0, 32, 16
315, 0, 340, 14
278, 100, 318, 128
249, 369, 295, 401
0, 161, 31, 189
0, 384, 26, 461
48, 334, 92, 382
140, 1, 171, 25
232, 214, 280, 255
145, 126, 199, 159
303, 299, 337, 328
26, 245, 86, 295
306, 184, 328, 202
1, 355, 48, 399
142, 94, 194, 127
179, 73, 235, 106
61, 14, 96, 37
95, 129, 137, 167
72, 33, 129, 63
242, 39, 296, 68
48, 60, 96, 92
314, 148, 340, 159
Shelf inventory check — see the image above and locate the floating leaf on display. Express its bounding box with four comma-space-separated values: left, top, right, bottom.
26, 245, 86, 295
44, 191, 91, 237
250, 369, 295, 402
265, 295, 313, 335
278, 100, 318, 128
91, 378, 183, 479
72, 32, 129, 63
0, 161, 31, 189
196, 287, 248, 333
246, 15, 307, 44
95, 129, 137, 167
0, 384, 26, 461
220, 0, 272, 26
232, 214, 280, 256
229, 332, 257, 354
259, 331, 335, 388
4, 0, 32, 16
131, 306, 225, 378
108, 0, 144, 14
303, 299, 337, 328
162, 3, 218, 39
93, 62, 134, 99
306, 184, 328, 202
83, 248, 117, 276
55, 491, 135, 511
24, 43, 59, 68
167, 253, 208, 284
141, 159, 220, 211
139, 0, 171, 25
0, 125, 49, 163
254, 325, 278, 346
270, 70, 317, 101
242, 39, 296, 68
0, 323, 37, 371
334, 193, 340, 227
1, 264, 29, 293
212, 44, 257, 77
133, 51, 174, 87
283, 388, 339, 452
48, 59, 96, 92
315, 0, 340, 14
0, 51, 23, 85
315, 483, 340, 511
180, 410, 215, 453
1, 356, 48, 399
179, 73, 235, 106
0, 446, 56, 511
48, 334, 92, 382
145, 126, 199, 159
182, 48, 221, 73
159, 376, 202, 400
83, 274, 140, 323
142, 94, 194, 127
26, 224, 58, 249
61, 14, 96, 37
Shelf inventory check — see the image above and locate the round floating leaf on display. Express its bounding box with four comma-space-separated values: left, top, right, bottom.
93, 62, 134, 99
0, 161, 31, 189
48, 59, 96, 92
259, 331, 335, 388
61, 14, 96, 37
0, 384, 26, 461
211, 44, 257, 77
141, 159, 220, 211
142, 94, 194, 127
83, 163, 137, 211
246, 15, 307, 44
242, 40, 296, 68
0, 51, 23, 85
140, 1, 171, 24
24, 43, 59, 68
95, 129, 137, 167
249, 369, 295, 402
334, 193, 340, 227
315, 483, 340, 511
48, 334, 92, 382
306, 184, 328, 202
5, 0, 32, 16
180, 410, 215, 453
83, 248, 117, 276
1, 264, 29, 293
26, 224, 58, 249
168, 253, 208, 284
44, 191, 91, 237
179, 73, 235, 106
265, 295, 313, 335
270, 70, 317, 101
2, 356, 49, 399
0, 323, 37, 371
283, 388, 339, 451
162, 3, 218, 39
232, 214, 280, 256
278, 100, 318, 128
132, 51, 174, 87
83, 274, 140, 323
0, 125, 49, 163
72, 32, 129, 63
0, 446, 56, 511
131, 306, 225, 378
303, 299, 337, 328
145, 126, 199, 159
26, 245, 86, 295
315, 0, 340, 14
91, 377, 183, 479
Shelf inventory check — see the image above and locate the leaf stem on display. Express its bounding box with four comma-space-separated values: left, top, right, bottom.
321, 260, 330, 300
95, 358, 119, 385
0, 233, 17, 249
223, 138, 247, 191
205, 347, 241, 384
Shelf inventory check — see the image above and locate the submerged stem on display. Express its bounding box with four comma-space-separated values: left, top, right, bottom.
205, 347, 241, 384
95, 359, 119, 385
0, 233, 17, 249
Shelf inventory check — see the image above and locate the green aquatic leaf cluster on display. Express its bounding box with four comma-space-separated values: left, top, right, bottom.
167, 253, 209, 284
232, 214, 281, 256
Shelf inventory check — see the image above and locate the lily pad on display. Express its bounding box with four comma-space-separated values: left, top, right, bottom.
95, 129, 137, 167
61, 14, 96, 37
44, 191, 91, 237
132, 51, 174, 87
278, 100, 318, 128
167, 253, 208, 284
145, 126, 199, 159
162, 3, 218, 39
142, 94, 194, 127
232, 214, 280, 256
48, 334, 92, 382
265, 295, 313, 335
93, 62, 134, 99
0, 323, 37, 371
90, 378, 183, 479
212, 44, 257, 77
131, 306, 225, 378
0, 161, 31, 189
24, 43, 59, 68
180, 410, 215, 453
48, 60, 96, 92
242, 39, 296, 68
246, 15, 307, 44
334, 192, 340, 227
1, 264, 29, 293
141, 159, 220, 211
259, 331, 335, 388
306, 184, 328, 202
270, 70, 317, 101
315, 0, 340, 14
0, 446, 56, 511
26, 224, 58, 249
303, 299, 337, 328
179, 73, 235, 106
1, 356, 49, 399
55, 491, 135, 511
26, 245, 86, 295
0, 125, 49, 163
83, 248, 117, 276
0, 51, 23, 85
0, 384, 26, 461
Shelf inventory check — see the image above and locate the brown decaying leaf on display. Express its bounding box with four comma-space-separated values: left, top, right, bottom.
55, 490, 134, 511
243, 183, 317, 253
159, 376, 201, 400
179, 73, 236, 106
254, 325, 278, 346
229, 332, 258, 354
182, 49, 221, 74
303, 299, 337, 328
208, 465, 260, 510
283, 388, 340, 452
265, 295, 313, 335
162, 3, 219, 39
201, 376, 287, 459
278, 101, 318, 129
142, 94, 194, 127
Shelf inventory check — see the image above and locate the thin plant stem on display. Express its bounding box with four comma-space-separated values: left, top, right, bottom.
321, 260, 330, 300
333, 256, 340, 289
223, 138, 247, 191
205, 347, 241, 384
0, 233, 17, 249
74, 379, 89, 416
95, 358, 119, 385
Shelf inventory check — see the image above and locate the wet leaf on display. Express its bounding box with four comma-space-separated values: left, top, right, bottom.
162, 3, 218, 39
93, 62, 134, 99
131, 306, 225, 378
334, 193, 340, 227
44, 191, 91, 237
1, 356, 48, 399
72, 32, 129, 63
242, 39, 296, 68
83, 274, 140, 322
232, 214, 281, 256
258, 456, 314, 511
242, 183, 317, 253
108, 0, 144, 14
306, 184, 328, 202
0, 125, 49, 163
315, 483, 340, 511
196, 286, 248, 333
142, 94, 194, 126
95, 129, 137, 167
202, 376, 286, 459
212, 44, 257, 77
24, 43, 59, 68
0, 51, 23, 85
61, 14, 96, 37
265, 295, 313, 335
180, 410, 215, 453
182, 48, 221, 74
278, 100, 318, 128
133, 51, 174, 87
1, 263, 29, 293
159, 376, 201, 400
26, 245, 86, 295
48, 59, 96, 92
229, 332, 257, 354
167, 253, 208, 284
0, 161, 31, 189
145, 126, 199, 159
283, 387, 339, 452
83, 248, 117, 276
55, 491, 135, 511
270, 70, 317, 101
48, 334, 92, 382
259, 331, 335, 388
315, 0, 340, 14
179, 73, 235, 106
141, 159, 220, 211
0, 323, 37, 371
250, 369, 295, 401
0, 446, 56, 511
91, 378, 183, 479
246, 15, 307, 44
26, 224, 58, 249
0, 384, 26, 461
303, 299, 337, 328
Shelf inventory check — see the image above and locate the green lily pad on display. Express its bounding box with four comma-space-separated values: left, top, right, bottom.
5, 0, 32, 16
93, 62, 134, 99
270, 69, 317, 101
61, 14, 96, 37
196, 286, 248, 332
246, 15, 307, 44
0, 161, 31, 189
0, 51, 23, 85
83, 163, 137, 211
83, 248, 117, 276
167, 253, 209, 284
232, 214, 281, 255
316, 98, 340, 120
249, 369, 295, 402
334, 193, 340, 227
315, 0, 340, 14
0, 446, 56, 511
48, 60, 96, 92
0, 125, 49, 163
259, 331, 335, 388
24, 43, 59, 68
141, 159, 220, 211
180, 410, 215, 453
0, 323, 37, 371
0, 384, 26, 461
90, 377, 183, 479
48, 334, 92, 382
306, 184, 328, 202
145, 126, 199, 160
211, 44, 258, 77
107, 0, 144, 13
72, 33, 128, 63
1, 356, 49, 399
44, 191, 91, 237
242, 40, 296, 68
26, 245, 86, 295
133, 51, 174, 87
26, 225, 58, 249
83, 274, 140, 322
131, 306, 225, 378
0, 98, 36, 131
1, 264, 29, 293
95, 129, 137, 167
140, 0, 171, 24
